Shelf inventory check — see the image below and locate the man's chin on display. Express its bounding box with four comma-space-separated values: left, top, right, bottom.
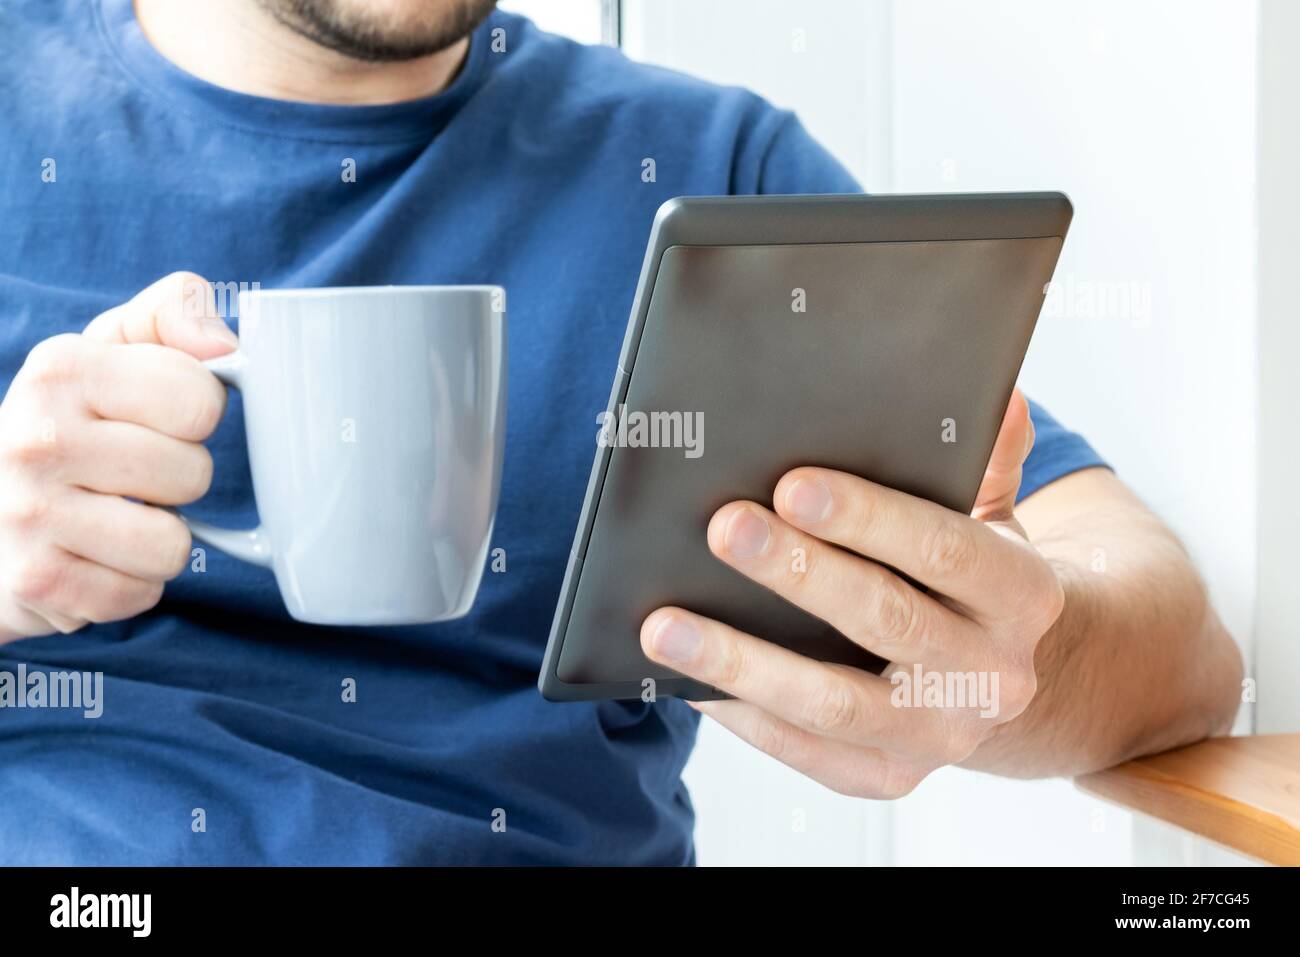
256, 0, 498, 63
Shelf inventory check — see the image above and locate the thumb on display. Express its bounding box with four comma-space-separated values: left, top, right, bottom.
970, 388, 1033, 525
83, 271, 239, 359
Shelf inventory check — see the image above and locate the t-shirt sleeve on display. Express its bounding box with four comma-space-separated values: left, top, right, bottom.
743, 108, 862, 195
746, 108, 1109, 502
1019, 399, 1109, 501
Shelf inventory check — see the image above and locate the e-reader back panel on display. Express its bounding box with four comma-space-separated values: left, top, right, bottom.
540, 193, 1071, 702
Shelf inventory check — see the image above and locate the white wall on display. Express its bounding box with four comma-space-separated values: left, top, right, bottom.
499, 0, 607, 45
623, 0, 1260, 866
1254, 0, 1300, 734
885, 0, 1258, 866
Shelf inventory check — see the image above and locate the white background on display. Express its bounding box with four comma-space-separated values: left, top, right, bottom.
505, 0, 1274, 866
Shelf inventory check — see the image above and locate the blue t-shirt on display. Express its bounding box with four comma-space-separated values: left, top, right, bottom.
0, 1, 1105, 864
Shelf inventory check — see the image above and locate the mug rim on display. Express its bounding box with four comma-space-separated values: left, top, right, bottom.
241, 284, 503, 299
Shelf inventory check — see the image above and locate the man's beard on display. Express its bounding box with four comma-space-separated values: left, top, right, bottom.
256, 0, 498, 62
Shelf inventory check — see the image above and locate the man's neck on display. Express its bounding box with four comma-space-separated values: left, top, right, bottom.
133, 0, 470, 105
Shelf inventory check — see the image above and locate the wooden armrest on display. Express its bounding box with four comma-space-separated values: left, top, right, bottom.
1075, 733, 1300, 866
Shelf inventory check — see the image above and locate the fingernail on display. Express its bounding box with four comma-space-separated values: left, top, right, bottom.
201, 315, 239, 347
651, 616, 701, 664
724, 507, 770, 559
786, 477, 832, 524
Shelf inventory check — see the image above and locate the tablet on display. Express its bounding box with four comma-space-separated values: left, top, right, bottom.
539, 192, 1071, 702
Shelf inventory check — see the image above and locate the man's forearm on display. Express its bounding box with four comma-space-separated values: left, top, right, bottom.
963, 474, 1243, 778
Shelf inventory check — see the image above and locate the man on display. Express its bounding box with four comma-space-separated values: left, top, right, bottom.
0, 0, 1241, 865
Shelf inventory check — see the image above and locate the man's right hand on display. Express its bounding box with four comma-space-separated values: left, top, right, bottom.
0, 272, 237, 643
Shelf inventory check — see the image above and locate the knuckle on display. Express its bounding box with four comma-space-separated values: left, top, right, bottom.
843, 762, 925, 800
998, 663, 1038, 715
712, 639, 749, 688
2, 429, 61, 471
876, 765, 926, 800
802, 677, 860, 735
129, 579, 166, 615
180, 388, 224, 441
163, 271, 213, 321
155, 512, 193, 577
175, 445, 214, 502
162, 270, 210, 300
1034, 571, 1066, 627
1006, 549, 1065, 628
870, 580, 923, 653
88, 578, 163, 623
779, 536, 820, 587
846, 488, 879, 545
921, 520, 978, 579
0, 490, 51, 532
749, 714, 793, 762
21, 334, 85, 387
7, 554, 66, 606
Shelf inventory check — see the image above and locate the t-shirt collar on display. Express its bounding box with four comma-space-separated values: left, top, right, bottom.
96, 0, 495, 144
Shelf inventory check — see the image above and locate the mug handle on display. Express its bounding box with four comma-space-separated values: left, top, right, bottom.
175, 349, 274, 568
